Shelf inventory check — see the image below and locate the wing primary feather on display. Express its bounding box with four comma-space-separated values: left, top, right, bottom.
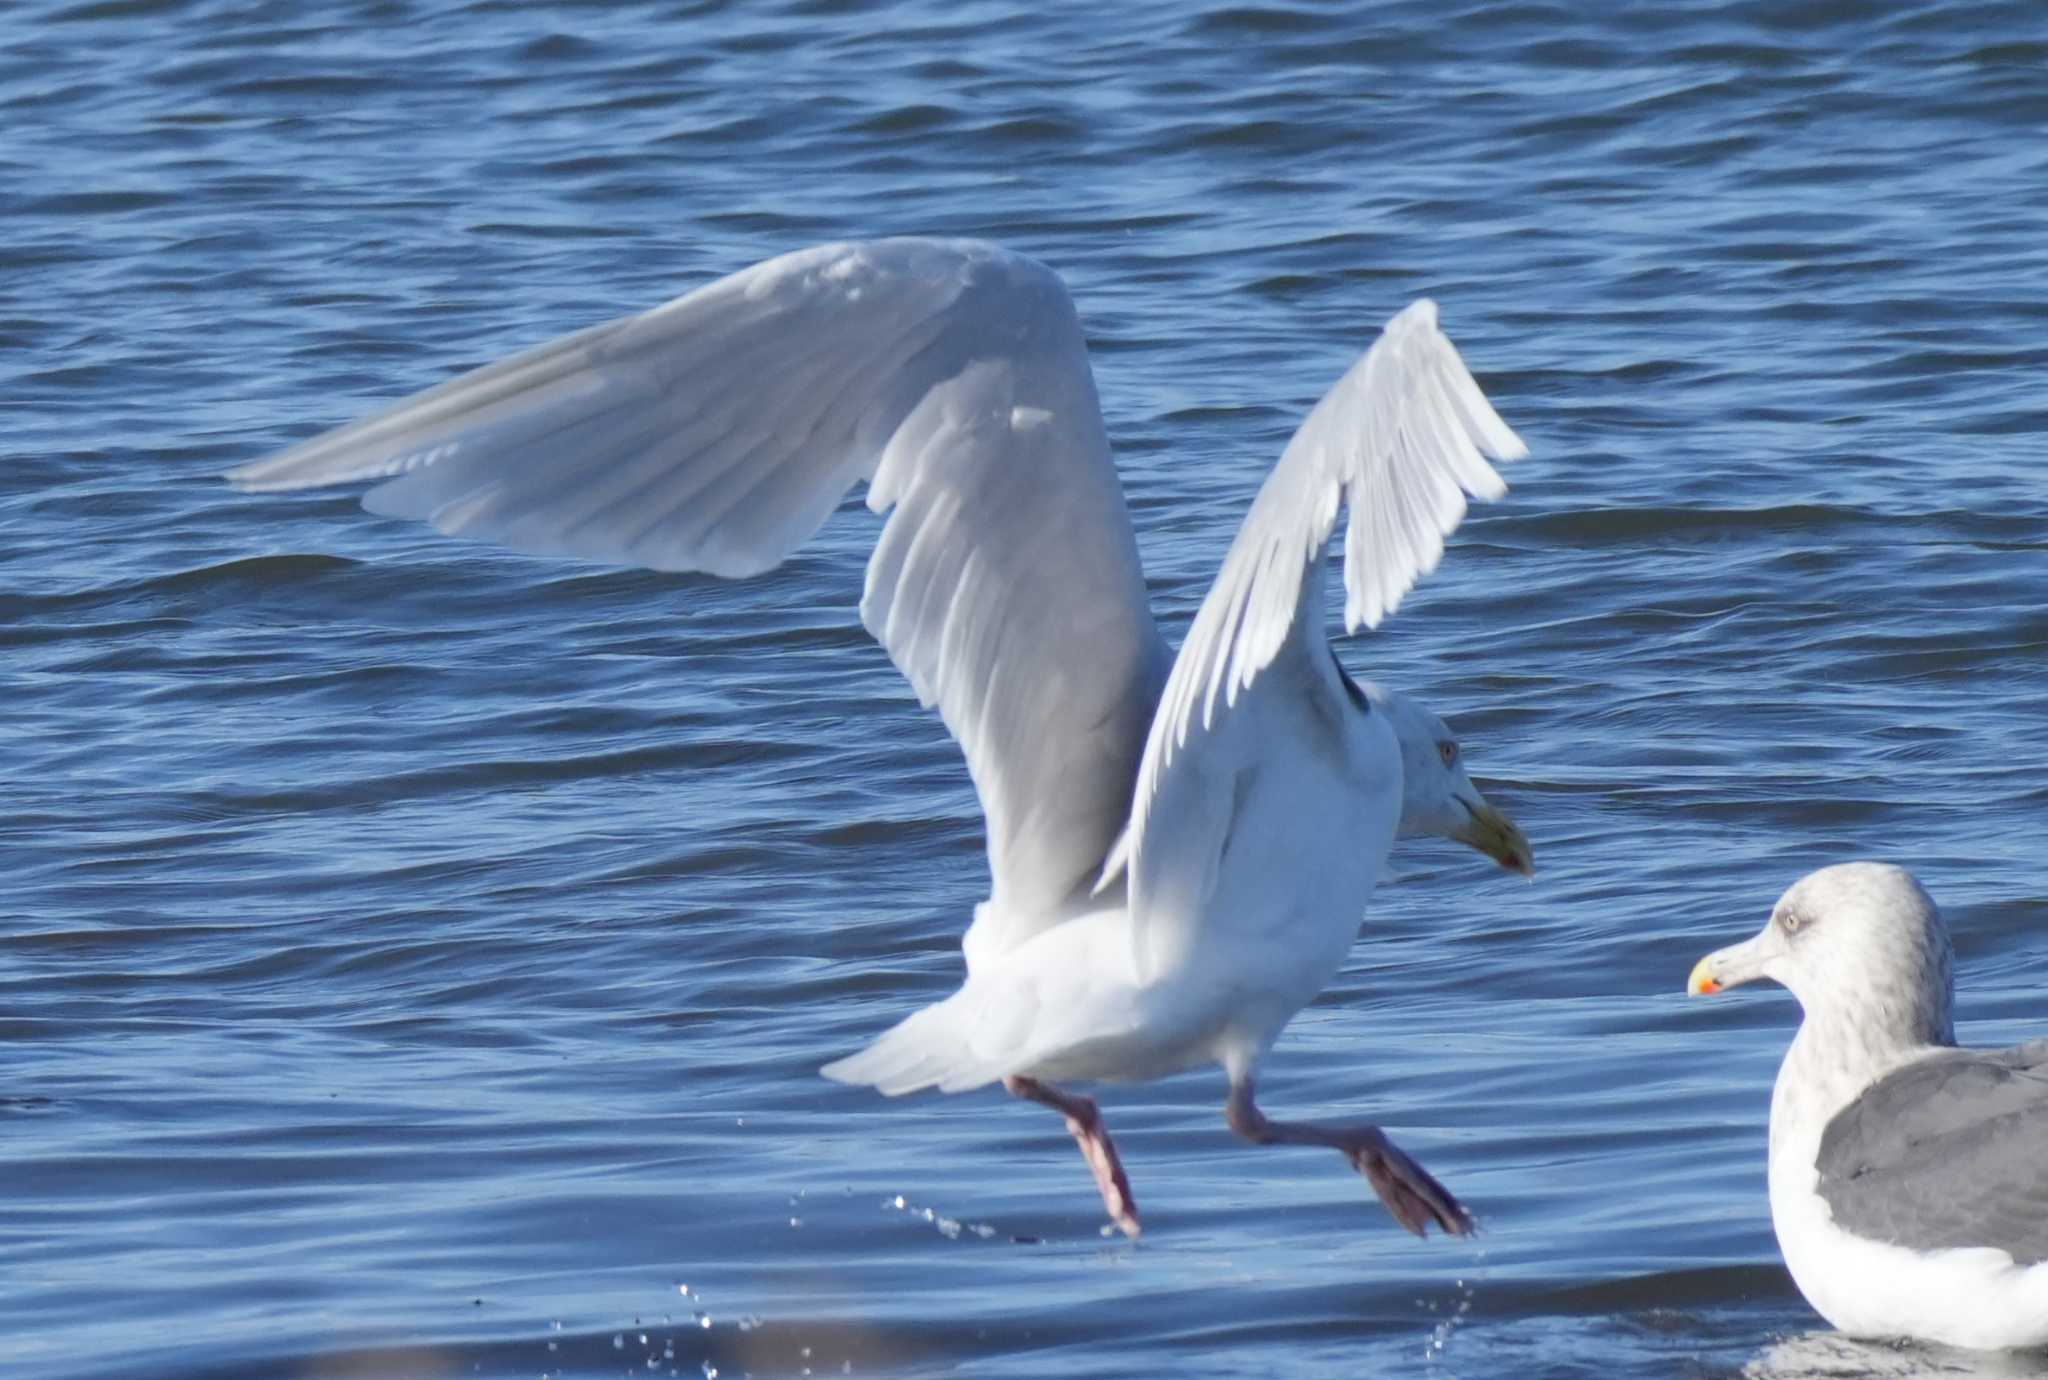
358, 378, 641, 524
546, 397, 775, 562
598, 313, 950, 569
228, 317, 630, 491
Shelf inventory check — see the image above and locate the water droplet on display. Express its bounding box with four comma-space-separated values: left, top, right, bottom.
613, 1335, 625, 1350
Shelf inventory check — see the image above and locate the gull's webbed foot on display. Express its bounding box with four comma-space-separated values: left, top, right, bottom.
1226, 1078, 1472, 1238
1342, 1129, 1473, 1238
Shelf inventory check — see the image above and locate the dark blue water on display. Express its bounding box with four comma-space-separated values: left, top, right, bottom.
7, 2, 2048, 1376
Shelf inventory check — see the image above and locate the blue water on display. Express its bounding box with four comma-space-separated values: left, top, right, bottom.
6, 2, 2048, 1376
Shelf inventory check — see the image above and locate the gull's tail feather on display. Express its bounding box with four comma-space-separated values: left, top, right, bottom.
821, 992, 1013, 1097
824, 908, 1138, 1096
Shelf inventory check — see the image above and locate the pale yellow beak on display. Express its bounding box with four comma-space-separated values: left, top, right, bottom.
1687, 953, 1723, 996
1687, 931, 1777, 997
1453, 797, 1534, 878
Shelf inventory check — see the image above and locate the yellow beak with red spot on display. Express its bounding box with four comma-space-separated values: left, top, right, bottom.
1686, 929, 1781, 998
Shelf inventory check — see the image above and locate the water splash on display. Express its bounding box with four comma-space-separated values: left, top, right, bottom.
881, 1192, 1000, 1242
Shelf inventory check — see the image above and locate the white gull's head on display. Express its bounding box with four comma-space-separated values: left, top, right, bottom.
1356, 680, 1533, 877
1688, 861, 1956, 1049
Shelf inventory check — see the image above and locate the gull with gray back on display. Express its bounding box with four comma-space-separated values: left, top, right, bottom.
1690, 862, 2048, 1348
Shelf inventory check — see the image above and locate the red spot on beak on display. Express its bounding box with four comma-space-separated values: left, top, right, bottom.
1686, 955, 1725, 996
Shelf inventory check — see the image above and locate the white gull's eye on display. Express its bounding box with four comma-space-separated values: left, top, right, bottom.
1438, 741, 1458, 767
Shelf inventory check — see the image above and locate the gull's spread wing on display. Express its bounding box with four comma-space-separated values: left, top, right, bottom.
1102, 300, 1525, 941
231, 239, 1170, 936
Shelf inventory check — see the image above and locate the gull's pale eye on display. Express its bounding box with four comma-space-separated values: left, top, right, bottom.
1438, 741, 1458, 767
1779, 909, 1804, 934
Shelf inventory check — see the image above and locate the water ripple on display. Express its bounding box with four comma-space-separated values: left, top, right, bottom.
5, 0, 2047, 1377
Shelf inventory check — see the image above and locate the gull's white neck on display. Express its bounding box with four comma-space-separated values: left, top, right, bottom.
1766, 1008, 1943, 1336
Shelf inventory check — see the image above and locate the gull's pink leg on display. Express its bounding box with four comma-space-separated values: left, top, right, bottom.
1225, 1077, 1472, 1238
1005, 1075, 1141, 1238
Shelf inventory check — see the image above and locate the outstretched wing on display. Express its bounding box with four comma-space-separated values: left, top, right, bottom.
1817, 1042, 2048, 1265
1101, 300, 1525, 924
231, 238, 1170, 938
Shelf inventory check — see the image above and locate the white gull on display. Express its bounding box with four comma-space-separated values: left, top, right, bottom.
230, 238, 1532, 1239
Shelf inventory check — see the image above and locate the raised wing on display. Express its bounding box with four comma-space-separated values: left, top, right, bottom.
1102, 299, 1525, 895
1817, 1041, 2048, 1265
231, 238, 1170, 937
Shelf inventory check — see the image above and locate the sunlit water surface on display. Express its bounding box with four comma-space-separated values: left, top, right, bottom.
5, 2, 2048, 1376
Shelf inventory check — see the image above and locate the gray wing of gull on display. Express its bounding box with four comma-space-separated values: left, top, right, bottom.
230, 238, 1171, 946
1816, 1040, 2048, 1265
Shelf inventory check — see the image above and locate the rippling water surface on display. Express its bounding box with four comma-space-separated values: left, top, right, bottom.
7, 2, 2048, 1377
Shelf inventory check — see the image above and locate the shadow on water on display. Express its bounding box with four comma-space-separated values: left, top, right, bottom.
1746, 1333, 2048, 1380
